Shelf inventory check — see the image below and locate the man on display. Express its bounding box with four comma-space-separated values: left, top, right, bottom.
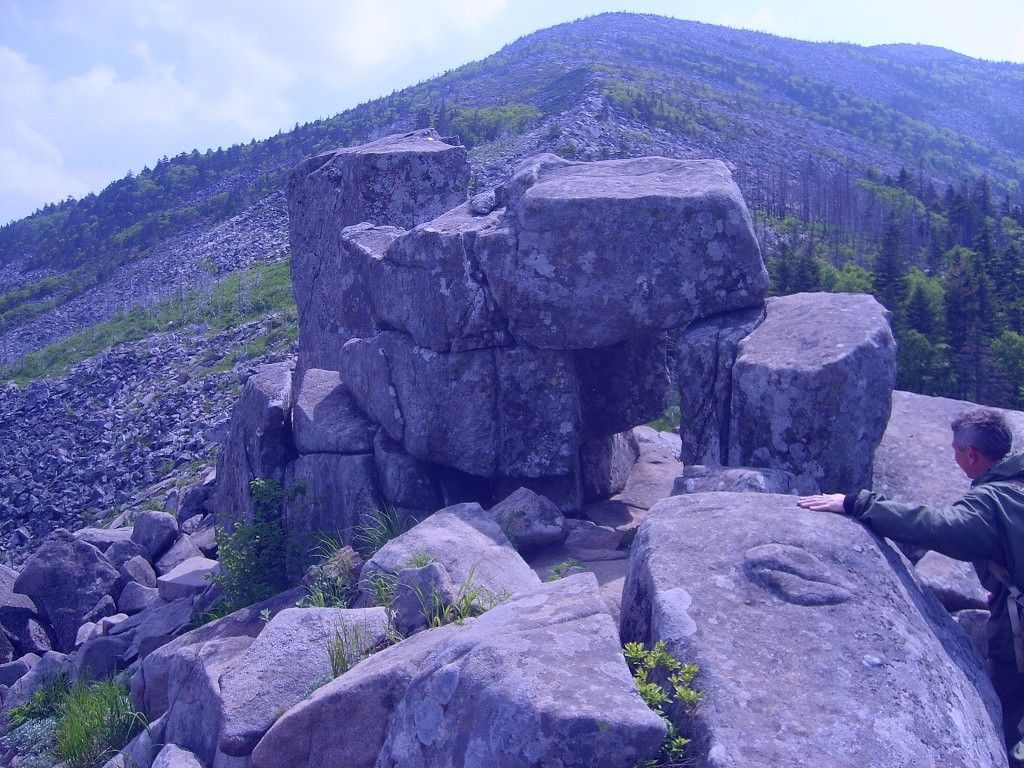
798, 408, 1024, 764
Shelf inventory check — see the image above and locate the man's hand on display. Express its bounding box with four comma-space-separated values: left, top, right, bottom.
797, 493, 846, 513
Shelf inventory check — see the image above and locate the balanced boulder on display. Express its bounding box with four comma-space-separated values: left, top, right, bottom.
620, 492, 1004, 766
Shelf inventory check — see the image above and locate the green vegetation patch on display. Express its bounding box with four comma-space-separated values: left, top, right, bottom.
451, 104, 542, 148
1, 258, 296, 384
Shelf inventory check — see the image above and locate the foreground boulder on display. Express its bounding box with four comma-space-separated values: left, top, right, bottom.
728, 293, 896, 492
13, 529, 118, 652
358, 503, 540, 606
255, 574, 664, 768
218, 606, 390, 757
620, 492, 1003, 766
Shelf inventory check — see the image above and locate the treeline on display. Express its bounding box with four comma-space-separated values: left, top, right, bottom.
759, 169, 1024, 408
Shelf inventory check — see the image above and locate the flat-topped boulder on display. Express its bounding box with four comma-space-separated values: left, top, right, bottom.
477, 155, 768, 349
620, 492, 1003, 767
729, 292, 896, 493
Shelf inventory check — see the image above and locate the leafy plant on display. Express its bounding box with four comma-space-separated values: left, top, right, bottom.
6, 676, 72, 728
354, 506, 415, 559
298, 534, 361, 609
624, 641, 701, 767
53, 678, 147, 768
210, 478, 303, 611
545, 558, 585, 582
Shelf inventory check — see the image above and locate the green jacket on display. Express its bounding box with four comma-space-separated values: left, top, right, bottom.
846, 453, 1024, 662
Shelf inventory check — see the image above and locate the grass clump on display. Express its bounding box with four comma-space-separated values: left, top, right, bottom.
53, 678, 147, 768
416, 570, 507, 629
544, 558, 586, 582
624, 641, 701, 767
326, 622, 380, 678
354, 506, 416, 559
298, 534, 361, 609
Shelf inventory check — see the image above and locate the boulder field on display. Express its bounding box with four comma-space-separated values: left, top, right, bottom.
0, 132, 1008, 766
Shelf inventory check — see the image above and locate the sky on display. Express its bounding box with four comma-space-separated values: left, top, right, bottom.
1, 0, 1023, 226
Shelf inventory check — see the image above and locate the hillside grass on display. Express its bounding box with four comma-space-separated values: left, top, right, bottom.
0, 258, 296, 384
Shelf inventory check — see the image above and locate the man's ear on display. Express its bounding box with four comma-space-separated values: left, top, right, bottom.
965, 446, 981, 467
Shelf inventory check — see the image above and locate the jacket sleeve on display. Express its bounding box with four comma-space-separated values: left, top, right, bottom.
847, 489, 1003, 562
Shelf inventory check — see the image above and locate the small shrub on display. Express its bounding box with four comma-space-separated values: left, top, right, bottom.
624, 641, 701, 767
354, 506, 415, 559
326, 622, 376, 678
53, 678, 146, 768
211, 478, 303, 611
298, 534, 360, 609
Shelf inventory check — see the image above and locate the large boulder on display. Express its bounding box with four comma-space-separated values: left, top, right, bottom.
13, 529, 118, 652
288, 130, 469, 372
358, 503, 540, 606
367, 203, 512, 353
915, 551, 988, 612
728, 293, 896, 493
671, 465, 804, 495
212, 362, 296, 529
477, 155, 768, 349
620, 492, 1004, 766
218, 606, 390, 757
485, 487, 567, 553
254, 574, 664, 768
580, 430, 640, 502
874, 391, 1024, 506
132, 511, 179, 562
675, 305, 764, 464
291, 368, 375, 455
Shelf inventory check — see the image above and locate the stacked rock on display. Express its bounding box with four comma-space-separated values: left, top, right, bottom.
214, 131, 770, 552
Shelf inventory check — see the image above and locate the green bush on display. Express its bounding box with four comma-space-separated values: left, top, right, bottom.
6, 676, 72, 728
210, 478, 303, 611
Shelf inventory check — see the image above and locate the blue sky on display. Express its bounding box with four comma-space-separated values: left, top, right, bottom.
1, 0, 1023, 225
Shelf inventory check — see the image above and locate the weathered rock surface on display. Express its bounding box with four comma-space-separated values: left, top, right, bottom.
373, 431, 443, 512
1, 650, 69, 713
0, 653, 38, 686
671, 465, 804, 495
72, 634, 130, 680
479, 155, 767, 348
212, 361, 295, 529
580, 430, 639, 501
152, 744, 204, 768
728, 293, 896, 493
392, 562, 457, 637
486, 487, 567, 553
74, 527, 133, 551
255, 574, 663, 768
620, 492, 1003, 766
288, 130, 468, 371
218, 606, 390, 757
155, 535, 203, 576
675, 305, 764, 464
13, 528, 118, 652
283, 453, 382, 574
109, 596, 195, 663
118, 582, 161, 615
874, 391, 1024, 506
915, 551, 988, 612
291, 368, 375, 455
359, 503, 540, 606
132, 511, 179, 562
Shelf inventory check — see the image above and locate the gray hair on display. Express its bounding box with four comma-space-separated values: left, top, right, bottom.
951, 408, 1012, 461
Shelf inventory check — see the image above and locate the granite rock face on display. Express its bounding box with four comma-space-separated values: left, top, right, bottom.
676, 305, 763, 464
288, 130, 469, 372
620, 492, 1004, 767
874, 391, 1024, 506
358, 503, 540, 607
291, 368, 375, 455
671, 465, 804, 495
212, 362, 295, 529
728, 293, 896, 493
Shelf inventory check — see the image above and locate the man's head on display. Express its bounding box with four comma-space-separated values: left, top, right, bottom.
950, 408, 1013, 479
